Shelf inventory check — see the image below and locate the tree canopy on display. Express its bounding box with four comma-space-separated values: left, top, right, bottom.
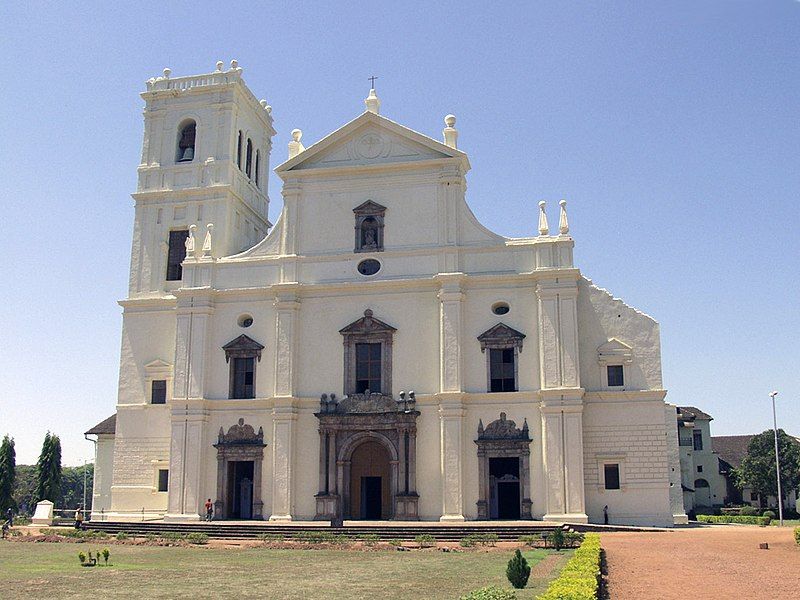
34, 432, 62, 504
735, 429, 800, 500
0, 435, 16, 513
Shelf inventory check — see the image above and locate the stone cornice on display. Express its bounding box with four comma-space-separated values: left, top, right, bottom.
583, 390, 667, 403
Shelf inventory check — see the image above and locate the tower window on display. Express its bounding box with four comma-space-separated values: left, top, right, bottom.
607, 365, 624, 387
237, 131, 243, 169
489, 348, 516, 392
693, 430, 703, 451
151, 380, 167, 404
245, 138, 253, 178
255, 149, 261, 187
177, 121, 196, 162
478, 323, 525, 393
231, 357, 255, 399
166, 229, 189, 281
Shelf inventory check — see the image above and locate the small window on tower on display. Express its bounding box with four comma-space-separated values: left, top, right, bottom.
157, 469, 169, 492
237, 131, 243, 169
255, 149, 261, 187
177, 121, 196, 162
245, 138, 253, 178
166, 230, 189, 281
151, 380, 167, 404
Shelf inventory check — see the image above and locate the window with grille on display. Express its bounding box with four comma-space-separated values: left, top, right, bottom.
355, 343, 382, 393
604, 464, 620, 490
151, 380, 167, 404
693, 430, 703, 451
166, 230, 189, 281
489, 348, 516, 392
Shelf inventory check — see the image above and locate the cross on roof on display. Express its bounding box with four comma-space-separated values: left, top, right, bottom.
368, 75, 378, 89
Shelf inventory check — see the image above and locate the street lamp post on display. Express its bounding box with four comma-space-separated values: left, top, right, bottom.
769, 391, 784, 527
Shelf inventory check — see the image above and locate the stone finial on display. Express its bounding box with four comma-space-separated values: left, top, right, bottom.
202, 223, 214, 257
538, 200, 549, 236
477, 419, 484, 435
558, 199, 569, 235
185, 224, 197, 257
288, 129, 305, 159
163, 68, 171, 79
260, 99, 267, 108
365, 88, 381, 114
216, 61, 224, 72
443, 114, 458, 149
230, 59, 239, 70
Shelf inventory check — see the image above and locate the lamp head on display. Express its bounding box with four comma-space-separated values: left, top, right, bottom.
769, 391, 779, 398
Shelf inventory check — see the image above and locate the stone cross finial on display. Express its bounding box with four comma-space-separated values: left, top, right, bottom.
538, 200, 549, 236
443, 114, 458, 149
365, 88, 381, 114
216, 61, 224, 72
202, 223, 214, 257
288, 129, 304, 159
559, 199, 569, 235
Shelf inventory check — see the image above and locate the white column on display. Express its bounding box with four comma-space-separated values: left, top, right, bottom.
536, 279, 581, 390
270, 405, 297, 521
439, 402, 466, 521
165, 401, 209, 521
279, 180, 301, 283
540, 398, 587, 523
437, 274, 465, 393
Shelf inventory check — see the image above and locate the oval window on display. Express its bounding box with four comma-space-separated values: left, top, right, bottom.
357, 259, 381, 276
492, 302, 510, 315
238, 314, 254, 328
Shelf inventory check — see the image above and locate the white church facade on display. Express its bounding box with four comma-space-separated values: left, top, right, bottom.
87, 62, 687, 527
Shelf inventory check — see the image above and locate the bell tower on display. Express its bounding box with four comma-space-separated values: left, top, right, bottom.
128, 60, 276, 297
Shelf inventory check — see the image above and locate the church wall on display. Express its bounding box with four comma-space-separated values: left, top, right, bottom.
415, 403, 444, 519
118, 310, 176, 405
91, 434, 115, 517
293, 408, 320, 519
576, 277, 662, 392
582, 397, 673, 526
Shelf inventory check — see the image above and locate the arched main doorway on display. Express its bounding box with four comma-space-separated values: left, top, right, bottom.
349, 441, 392, 520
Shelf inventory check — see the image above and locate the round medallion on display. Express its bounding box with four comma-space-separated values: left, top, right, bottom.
357, 259, 381, 276
492, 302, 510, 315
356, 133, 385, 159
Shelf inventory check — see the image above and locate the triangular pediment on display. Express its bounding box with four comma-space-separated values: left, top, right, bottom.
597, 338, 633, 363
275, 111, 469, 174
144, 359, 172, 369
222, 335, 265, 362
353, 200, 386, 215
339, 309, 397, 335
477, 323, 526, 348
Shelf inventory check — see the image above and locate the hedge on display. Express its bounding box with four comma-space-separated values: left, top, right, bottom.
459, 586, 516, 600
794, 527, 800, 546
696, 515, 770, 526
537, 533, 601, 600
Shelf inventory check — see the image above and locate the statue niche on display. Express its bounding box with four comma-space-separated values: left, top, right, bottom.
353, 200, 386, 253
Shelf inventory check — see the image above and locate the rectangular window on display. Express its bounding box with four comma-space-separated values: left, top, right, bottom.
157, 469, 169, 492
697, 465, 703, 473
166, 229, 189, 281
604, 464, 621, 490
230, 357, 256, 399
693, 430, 703, 451
355, 343, 382, 393
489, 348, 516, 392
607, 365, 624, 387
151, 380, 167, 404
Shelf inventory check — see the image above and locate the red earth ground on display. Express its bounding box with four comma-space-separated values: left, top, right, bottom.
601, 526, 800, 599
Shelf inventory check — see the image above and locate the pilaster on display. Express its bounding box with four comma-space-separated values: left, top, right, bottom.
165, 400, 209, 521
438, 397, 466, 521
173, 292, 215, 401
269, 404, 298, 521
436, 273, 465, 394
273, 285, 300, 398
536, 279, 581, 389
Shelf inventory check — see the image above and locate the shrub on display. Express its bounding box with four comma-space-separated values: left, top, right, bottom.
459, 586, 517, 600
257, 533, 283, 544
186, 532, 209, 545
415, 533, 435, 547
387, 538, 403, 547
794, 527, 800, 546
460, 535, 476, 547
547, 528, 565, 550
161, 531, 184, 542
294, 530, 336, 544
740, 505, 758, 516
762, 510, 776, 520
479, 532, 499, 546
101, 548, 110, 565
115, 531, 129, 541
506, 549, 531, 589
78, 551, 86, 564
517, 535, 539, 547
696, 515, 770, 526
538, 533, 601, 600
358, 533, 380, 546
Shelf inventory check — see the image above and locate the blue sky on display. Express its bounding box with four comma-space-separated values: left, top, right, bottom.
1, 1, 798, 465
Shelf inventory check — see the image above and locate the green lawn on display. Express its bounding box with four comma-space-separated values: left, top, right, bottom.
0, 541, 570, 599
771, 519, 800, 527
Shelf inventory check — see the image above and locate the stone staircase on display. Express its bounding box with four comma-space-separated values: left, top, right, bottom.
85, 520, 568, 541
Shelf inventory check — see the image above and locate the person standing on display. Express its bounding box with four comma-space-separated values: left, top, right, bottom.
74, 506, 84, 530
603, 505, 609, 525
6, 507, 12, 527
204, 498, 213, 521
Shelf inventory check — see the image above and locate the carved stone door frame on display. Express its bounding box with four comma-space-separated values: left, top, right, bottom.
475, 413, 533, 520
213, 419, 266, 520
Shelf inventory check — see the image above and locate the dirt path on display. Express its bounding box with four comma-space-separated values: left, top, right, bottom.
601, 526, 800, 599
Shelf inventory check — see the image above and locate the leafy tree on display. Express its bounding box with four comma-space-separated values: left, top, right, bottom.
12, 465, 36, 514
34, 432, 62, 503
735, 429, 800, 501
0, 435, 16, 513
60, 464, 94, 510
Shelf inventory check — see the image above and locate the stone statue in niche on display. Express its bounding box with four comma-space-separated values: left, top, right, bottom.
353, 200, 386, 253
361, 218, 378, 250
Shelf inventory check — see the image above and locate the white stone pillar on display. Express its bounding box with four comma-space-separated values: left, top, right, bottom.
279, 180, 301, 283
439, 401, 465, 521
437, 274, 465, 393
173, 294, 214, 401
273, 286, 300, 398
165, 401, 209, 521
270, 405, 297, 521
536, 280, 581, 389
